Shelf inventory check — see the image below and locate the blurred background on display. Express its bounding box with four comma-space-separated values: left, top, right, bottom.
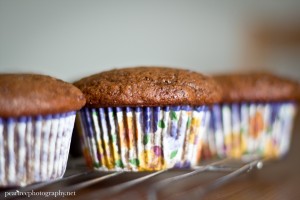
0, 0, 299, 82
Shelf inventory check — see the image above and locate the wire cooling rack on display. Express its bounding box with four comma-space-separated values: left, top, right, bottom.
0, 158, 263, 200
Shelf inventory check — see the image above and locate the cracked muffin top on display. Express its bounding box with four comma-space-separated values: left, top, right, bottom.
74, 66, 221, 107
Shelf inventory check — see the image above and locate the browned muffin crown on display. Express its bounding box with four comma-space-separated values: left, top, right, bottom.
0, 74, 86, 118
74, 66, 221, 107
213, 72, 300, 103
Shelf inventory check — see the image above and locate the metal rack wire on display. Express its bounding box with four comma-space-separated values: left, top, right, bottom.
0, 158, 263, 200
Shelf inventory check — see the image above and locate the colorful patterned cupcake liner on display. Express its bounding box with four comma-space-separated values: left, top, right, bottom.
204, 102, 296, 160
76, 106, 209, 171
0, 112, 76, 187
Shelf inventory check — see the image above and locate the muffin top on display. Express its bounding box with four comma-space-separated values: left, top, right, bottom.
213, 72, 300, 103
74, 66, 221, 107
0, 74, 86, 118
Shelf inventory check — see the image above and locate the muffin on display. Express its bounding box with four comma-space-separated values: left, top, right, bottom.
206, 72, 299, 160
0, 74, 85, 187
74, 66, 221, 171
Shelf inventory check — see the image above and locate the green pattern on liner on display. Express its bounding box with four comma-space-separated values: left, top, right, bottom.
129, 159, 140, 166
94, 162, 101, 168
170, 150, 178, 159
92, 110, 97, 117
240, 128, 246, 134
186, 117, 191, 128
170, 111, 177, 120
158, 119, 165, 129
143, 135, 150, 145
115, 160, 124, 168
267, 127, 272, 134
111, 134, 117, 143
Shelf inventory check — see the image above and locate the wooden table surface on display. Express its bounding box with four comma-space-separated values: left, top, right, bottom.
203, 112, 300, 200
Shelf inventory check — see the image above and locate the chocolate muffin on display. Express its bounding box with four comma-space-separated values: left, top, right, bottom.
214, 72, 300, 103
207, 72, 299, 160
0, 74, 85, 187
74, 66, 221, 171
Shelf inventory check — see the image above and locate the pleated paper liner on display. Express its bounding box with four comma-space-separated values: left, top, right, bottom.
0, 112, 76, 187
202, 102, 297, 160
76, 105, 210, 171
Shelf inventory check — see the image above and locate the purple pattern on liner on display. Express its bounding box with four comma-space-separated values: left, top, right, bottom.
153, 107, 160, 133
116, 107, 122, 112
84, 109, 94, 138
208, 102, 296, 160
106, 108, 112, 134
195, 106, 205, 112
125, 107, 131, 113
98, 108, 108, 150
18, 116, 26, 123
182, 161, 191, 168
270, 103, 280, 124
0, 111, 76, 186
53, 114, 60, 119
152, 146, 162, 156
80, 111, 90, 139
182, 105, 192, 111
202, 108, 208, 125
44, 115, 52, 120
211, 105, 222, 133
231, 103, 240, 126
143, 107, 151, 134
174, 161, 191, 169
107, 107, 113, 113
98, 108, 107, 162
2, 111, 76, 122
27, 117, 32, 124
61, 113, 67, 120
7, 118, 15, 124
35, 115, 42, 122
79, 105, 209, 170
106, 108, 114, 138
99, 107, 105, 117
163, 106, 170, 112
170, 106, 180, 111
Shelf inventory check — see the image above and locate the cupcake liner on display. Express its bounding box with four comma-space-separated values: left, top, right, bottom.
77, 106, 209, 171
0, 112, 76, 187
206, 102, 297, 160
